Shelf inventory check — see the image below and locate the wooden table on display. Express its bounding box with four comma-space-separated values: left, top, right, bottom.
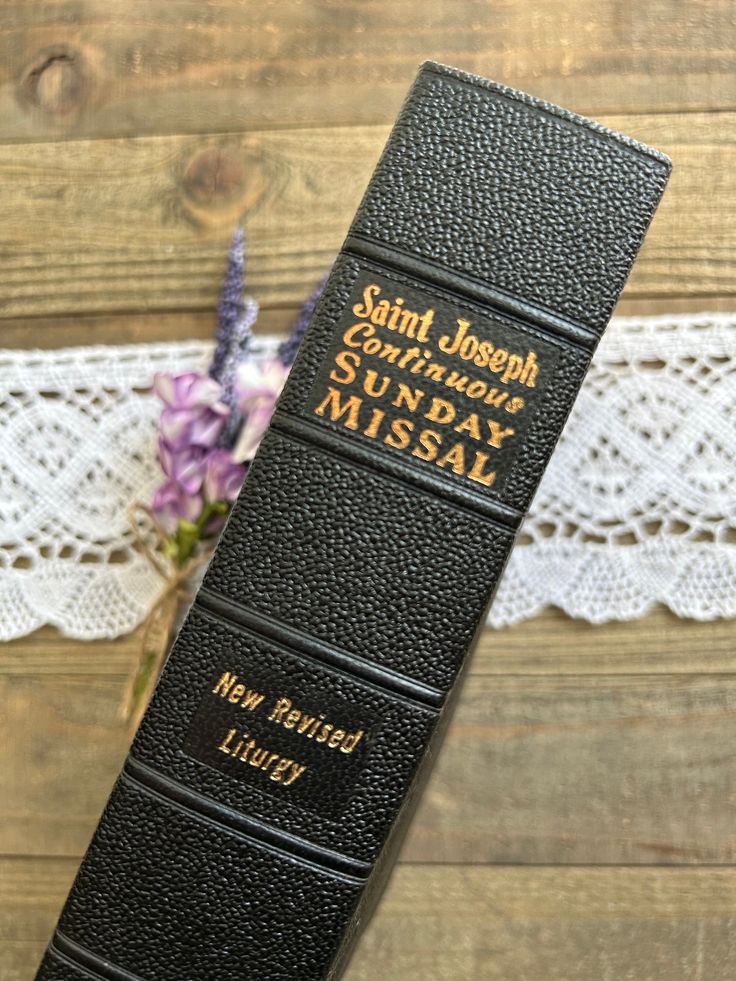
2, 3, 735, 979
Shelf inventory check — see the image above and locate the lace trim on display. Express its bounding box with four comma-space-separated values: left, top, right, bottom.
1, 312, 733, 640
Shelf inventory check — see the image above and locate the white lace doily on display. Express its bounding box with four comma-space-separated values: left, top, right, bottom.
1, 313, 734, 641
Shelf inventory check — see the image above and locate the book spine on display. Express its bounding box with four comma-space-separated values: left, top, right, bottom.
36, 62, 671, 981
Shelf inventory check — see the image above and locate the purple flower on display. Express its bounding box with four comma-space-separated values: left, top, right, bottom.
151, 369, 237, 539
153, 371, 225, 410
158, 443, 207, 495
152, 371, 230, 484
203, 449, 245, 503
232, 358, 289, 463
158, 403, 228, 450
151, 479, 203, 534
153, 372, 230, 452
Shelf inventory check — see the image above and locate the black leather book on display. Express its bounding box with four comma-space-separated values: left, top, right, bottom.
36, 62, 671, 981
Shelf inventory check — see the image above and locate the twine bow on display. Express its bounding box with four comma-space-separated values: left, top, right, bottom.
121, 503, 212, 729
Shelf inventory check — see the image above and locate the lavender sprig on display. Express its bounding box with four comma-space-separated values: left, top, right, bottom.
211, 227, 246, 385
150, 236, 332, 564
278, 270, 330, 367
217, 296, 259, 448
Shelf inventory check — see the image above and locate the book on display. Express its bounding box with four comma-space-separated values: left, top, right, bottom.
36, 62, 671, 981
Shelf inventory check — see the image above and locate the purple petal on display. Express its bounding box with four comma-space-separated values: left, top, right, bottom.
154, 371, 225, 410
157, 441, 176, 478
151, 479, 203, 533
152, 372, 178, 406
203, 448, 246, 503
188, 408, 227, 448
231, 396, 276, 463
158, 408, 195, 448
180, 374, 225, 408
158, 442, 207, 494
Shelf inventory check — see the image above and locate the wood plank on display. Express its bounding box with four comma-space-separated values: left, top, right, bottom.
0, 626, 140, 676
0, 111, 731, 321
473, 607, 736, 676
3, 294, 735, 350
5, 650, 736, 863
0, 0, 733, 142
345, 865, 736, 981
404, 673, 736, 864
3, 609, 734, 679
0, 673, 130, 857
0, 307, 296, 349
0, 856, 76, 981
5, 857, 736, 981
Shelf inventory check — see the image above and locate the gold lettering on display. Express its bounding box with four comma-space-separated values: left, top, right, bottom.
340, 730, 364, 754
392, 383, 424, 412
468, 452, 496, 487
474, 340, 493, 368
436, 443, 466, 476
213, 672, 237, 698
488, 348, 508, 371
218, 728, 237, 754
329, 349, 360, 385
519, 350, 539, 387
313, 387, 362, 430
501, 354, 524, 384
229, 683, 246, 703
284, 763, 307, 786
454, 413, 481, 440
437, 318, 467, 354
352, 283, 381, 318
240, 689, 265, 711
316, 723, 334, 743
412, 428, 442, 462
328, 728, 346, 748
486, 421, 515, 449
483, 388, 508, 408
417, 307, 434, 342
363, 369, 390, 398
249, 747, 268, 768
270, 758, 294, 782
384, 417, 414, 450
363, 407, 385, 438
342, 321, 373, 347
425, 397, 455, 425
269, 697, 292, 723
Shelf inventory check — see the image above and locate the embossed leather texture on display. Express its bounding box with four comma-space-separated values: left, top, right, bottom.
36, 62, 671, 981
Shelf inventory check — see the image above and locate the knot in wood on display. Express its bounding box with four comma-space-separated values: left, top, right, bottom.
183, 148, 248, 206
21, 48, 87, 116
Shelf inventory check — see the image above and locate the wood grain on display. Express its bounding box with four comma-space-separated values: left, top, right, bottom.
0, 857, 77, 981
0, 111, 732, 321
344, 865, 736, 981
3, 294, 736, 351
2, 3, 735, 979
0, 307, 299, 349
0, 673, 130, 857
4, 614, 736, 863
3, 608, 735, 678
5, 857, 736, 981
0, 0, 733, 143
406, 673, 736, 864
